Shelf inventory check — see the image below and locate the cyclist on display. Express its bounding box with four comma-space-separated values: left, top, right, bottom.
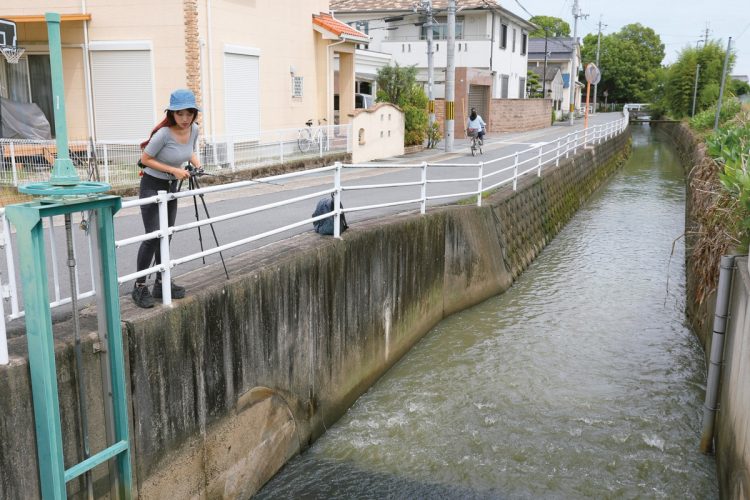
466, 107, 486, 144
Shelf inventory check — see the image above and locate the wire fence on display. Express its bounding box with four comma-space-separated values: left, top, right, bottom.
0, 113, 629, 364
0, 123, 351, 189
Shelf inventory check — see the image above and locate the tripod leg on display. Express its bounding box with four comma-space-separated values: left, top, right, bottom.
189, 177, 206, 264
192, 176, 230, 279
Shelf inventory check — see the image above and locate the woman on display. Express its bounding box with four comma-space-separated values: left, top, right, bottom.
466, 107, 486, 143
132, 88, 202, 308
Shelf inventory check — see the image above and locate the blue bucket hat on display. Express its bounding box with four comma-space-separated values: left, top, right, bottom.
166, 89, 201, 112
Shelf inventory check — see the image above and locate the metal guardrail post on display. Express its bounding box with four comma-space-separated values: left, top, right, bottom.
333, 161, 342, 238
477, 162, 483, 207
9, 143, 18, 187
157, 190, 172, 305
421, 162, 428, 214
513, 152, 519, 191
565, 135, 570, 159
556, 139, 561, 166
227, 137, 236, 172
0, 266, 7, 365
2, 215, 19, 317
574, 131, 579, 154
537, 145, 543, 177
102, 144, 110, 184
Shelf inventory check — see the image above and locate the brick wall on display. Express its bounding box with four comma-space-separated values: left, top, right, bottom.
433, 98, 554, 138
489, 99, 553, 133
183, 0, 202, 110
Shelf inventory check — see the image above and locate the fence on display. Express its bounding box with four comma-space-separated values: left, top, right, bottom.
0, 124, 350, 189
0, 113, 629, 364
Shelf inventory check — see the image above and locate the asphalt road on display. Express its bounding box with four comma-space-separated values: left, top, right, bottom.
1, 112, 625, 319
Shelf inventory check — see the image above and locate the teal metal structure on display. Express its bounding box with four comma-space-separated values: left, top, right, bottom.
4, 13, 132, 498
5, 197, 132, 499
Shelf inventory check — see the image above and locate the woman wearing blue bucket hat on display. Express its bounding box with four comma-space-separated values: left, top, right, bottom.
132, 88, 202, 308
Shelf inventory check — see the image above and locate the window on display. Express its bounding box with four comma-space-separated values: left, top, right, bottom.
292, 76, 303, 97
224, 49, 260, 138
499, 24, 508, 49
500, 74, 509, 98
1, 55, 56, 136
421, 17, 464, 40
521, 34, 528, 55
512, 28, 517, 52
91, 47, 154, 141
519, 77, 526, 98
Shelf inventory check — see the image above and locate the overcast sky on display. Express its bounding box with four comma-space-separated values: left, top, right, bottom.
514, 0, 750, 78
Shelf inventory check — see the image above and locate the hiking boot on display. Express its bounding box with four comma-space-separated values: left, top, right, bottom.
152, 280, 186, 299
132, 283, 155, 308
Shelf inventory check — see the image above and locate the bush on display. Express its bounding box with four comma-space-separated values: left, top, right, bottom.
427, 122, 442, 148
706, 111, 750, 248
689, 98, 741, 130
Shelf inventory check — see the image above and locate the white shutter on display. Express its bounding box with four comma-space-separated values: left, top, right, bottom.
468, 85, 489, 119
224, 52, 260, 138
90, 50, 154, 141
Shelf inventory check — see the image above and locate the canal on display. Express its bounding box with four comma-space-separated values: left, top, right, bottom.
256, 125, 718, 498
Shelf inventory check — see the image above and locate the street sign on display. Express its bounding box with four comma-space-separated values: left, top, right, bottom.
585, 63, 601, 85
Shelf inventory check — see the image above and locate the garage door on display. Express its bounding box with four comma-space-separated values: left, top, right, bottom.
90, 49, 154, 141
224, 51, 260, 138
468, 84, 489, 121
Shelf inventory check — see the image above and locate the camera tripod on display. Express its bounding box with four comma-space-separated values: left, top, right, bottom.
177, 164, 229, 279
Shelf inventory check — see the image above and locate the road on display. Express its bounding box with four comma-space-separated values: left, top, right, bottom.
1, 112, 624, 319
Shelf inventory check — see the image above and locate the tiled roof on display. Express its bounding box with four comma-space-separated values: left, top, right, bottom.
331, 0, 500, 12
528, 65, 560, 81
313, 12, 370, 42
528, 37, 577, 56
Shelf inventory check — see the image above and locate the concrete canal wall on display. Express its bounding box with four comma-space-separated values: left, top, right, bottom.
0, 131, 631, 499
656, 121, 750, 499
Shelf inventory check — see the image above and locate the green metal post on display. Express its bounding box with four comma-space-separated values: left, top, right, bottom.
5, 204, 67, 499
6, 197, 132, 499
44, 12, 78, 185
96, 201, 133, 497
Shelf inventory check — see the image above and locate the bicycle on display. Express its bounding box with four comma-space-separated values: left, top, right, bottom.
297, 119, 328, 153
467, 128, 484, 156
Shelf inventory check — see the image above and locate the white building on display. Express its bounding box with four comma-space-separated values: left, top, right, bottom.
331, 0, 536, 100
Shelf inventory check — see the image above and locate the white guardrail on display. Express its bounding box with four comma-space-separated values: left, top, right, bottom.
0, 113, 629, 364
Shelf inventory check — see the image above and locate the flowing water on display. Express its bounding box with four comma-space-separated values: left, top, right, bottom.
257, 125, 718, 499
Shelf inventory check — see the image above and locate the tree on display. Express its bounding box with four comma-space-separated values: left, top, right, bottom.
526, 70, 542, 98
654, 41, 734, 118
730, 78, 750, 96
580, 23, 664, 104
376, 63, 429, 146
529, 16, 570, 38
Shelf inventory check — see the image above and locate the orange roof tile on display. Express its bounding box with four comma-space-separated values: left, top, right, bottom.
313, 12, 370, 43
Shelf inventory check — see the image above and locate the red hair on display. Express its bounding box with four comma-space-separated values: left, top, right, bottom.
140, 109, 198, 149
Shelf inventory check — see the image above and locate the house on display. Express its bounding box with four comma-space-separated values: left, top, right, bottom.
0, 2, 367, 143
331, 0, 539, 138
527, 37, 582, 117
528, 65, 564, 118
331, 0, 536, 102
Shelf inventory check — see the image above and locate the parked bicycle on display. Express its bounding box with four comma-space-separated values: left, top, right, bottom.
467, 128, 483, 156
297, 119, 328, 153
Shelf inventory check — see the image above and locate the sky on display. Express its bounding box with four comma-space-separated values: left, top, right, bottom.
513, 0, 750, 78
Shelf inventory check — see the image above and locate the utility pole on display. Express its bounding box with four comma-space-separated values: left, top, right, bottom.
422, 0, 436, 144
703, 24, 710, 46
691, 63, 700, 117
713, 37, 732, 131
594, 17, 605, 114
542, 28, 549, 97
445, 0, 455, 152
568, 0, 587, 126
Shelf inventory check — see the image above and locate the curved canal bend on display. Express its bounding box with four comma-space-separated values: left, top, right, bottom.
257, 125, 718, 498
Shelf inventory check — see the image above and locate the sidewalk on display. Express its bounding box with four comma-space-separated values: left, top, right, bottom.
375, 112, 621, 165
